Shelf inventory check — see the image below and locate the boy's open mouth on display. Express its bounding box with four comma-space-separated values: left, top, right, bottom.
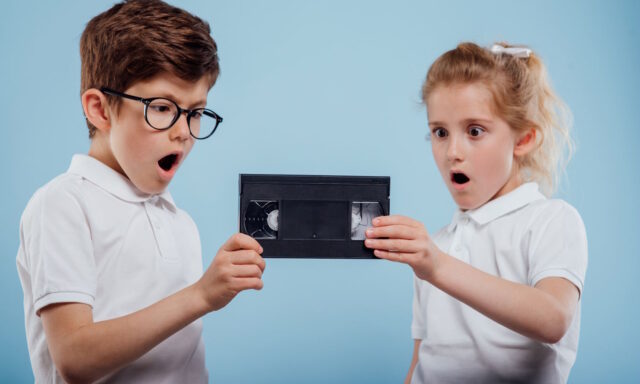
451, 172, 470, 185
158, 154, 179, 172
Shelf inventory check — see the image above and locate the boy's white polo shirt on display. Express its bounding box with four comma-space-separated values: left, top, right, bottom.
411, 182, 588, 384
17, 154, 207, 383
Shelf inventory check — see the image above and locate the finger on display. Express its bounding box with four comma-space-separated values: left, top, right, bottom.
222, 233, 263, 253
233, 277, 264, 291
231, 250, 266, 270
365, 238, 422, 253
365, 224, 418, 240
373, 249, 410, 264
232, 264, 263, 278
373, 215, 423, 229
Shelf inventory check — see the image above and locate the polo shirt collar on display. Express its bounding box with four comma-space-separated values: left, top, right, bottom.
67, 154, 176, 210
447, 182, 545, 232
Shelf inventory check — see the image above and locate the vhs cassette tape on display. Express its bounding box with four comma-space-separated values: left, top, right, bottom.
239, 174, 390, 258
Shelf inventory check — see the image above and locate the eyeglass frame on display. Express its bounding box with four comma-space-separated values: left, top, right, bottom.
99, 87, 223, 140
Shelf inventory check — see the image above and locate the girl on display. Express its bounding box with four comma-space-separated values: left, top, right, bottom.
365, 42, 588, 383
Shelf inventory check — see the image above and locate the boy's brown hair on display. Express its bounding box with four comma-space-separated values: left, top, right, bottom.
80, 0, 219, 138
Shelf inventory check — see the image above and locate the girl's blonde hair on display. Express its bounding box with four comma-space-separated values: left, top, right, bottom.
422, 42, 573, 196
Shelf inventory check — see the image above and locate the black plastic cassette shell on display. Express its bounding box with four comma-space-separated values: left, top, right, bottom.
239, 174, 391, 258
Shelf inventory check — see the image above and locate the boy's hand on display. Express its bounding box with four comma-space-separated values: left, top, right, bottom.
196, 233, 266, 312
364, 215, 442, 282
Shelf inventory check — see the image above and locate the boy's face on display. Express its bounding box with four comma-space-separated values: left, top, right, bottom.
100, 74, 210, 194
427, 82, 522, 211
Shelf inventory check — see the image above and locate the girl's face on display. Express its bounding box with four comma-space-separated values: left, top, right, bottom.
427, 82, 523, 210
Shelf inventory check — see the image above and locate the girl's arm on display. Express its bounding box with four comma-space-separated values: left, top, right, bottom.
365, 215, 579, 344
41, 233, 265, 384
404, 339, 421, 384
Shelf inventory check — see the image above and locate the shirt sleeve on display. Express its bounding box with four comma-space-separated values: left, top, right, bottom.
527, 200, 588, 295
411, 275, 427, 339
21, 179, 97, 315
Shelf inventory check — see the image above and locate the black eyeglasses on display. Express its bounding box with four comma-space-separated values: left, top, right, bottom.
100, 87, 223, 140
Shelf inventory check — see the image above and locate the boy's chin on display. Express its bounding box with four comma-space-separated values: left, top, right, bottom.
131, 177, 169, 196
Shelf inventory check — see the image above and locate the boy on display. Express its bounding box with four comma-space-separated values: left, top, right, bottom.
16, 1, 266, 382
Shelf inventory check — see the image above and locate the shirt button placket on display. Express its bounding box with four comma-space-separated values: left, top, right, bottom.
144, 200, 164, 257
452, 215, 470, 262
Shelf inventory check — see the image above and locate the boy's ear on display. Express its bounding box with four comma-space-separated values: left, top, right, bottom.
82, 89, 111, 133
514, 126, 537, 157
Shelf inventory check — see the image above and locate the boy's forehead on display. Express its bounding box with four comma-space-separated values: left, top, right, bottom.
127, 73, 211, 105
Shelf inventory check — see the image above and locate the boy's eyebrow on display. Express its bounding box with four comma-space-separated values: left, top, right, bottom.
188, 99, 208, 109
155, 92, 207, 108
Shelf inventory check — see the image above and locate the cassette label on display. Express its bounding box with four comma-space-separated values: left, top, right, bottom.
280, 200, 349, 240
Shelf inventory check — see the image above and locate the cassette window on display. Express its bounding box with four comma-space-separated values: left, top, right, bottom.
244, 200, 279, 239
350, 202, 384, 240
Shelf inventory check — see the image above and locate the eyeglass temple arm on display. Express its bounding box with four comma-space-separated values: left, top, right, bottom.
99, 87, 145, 103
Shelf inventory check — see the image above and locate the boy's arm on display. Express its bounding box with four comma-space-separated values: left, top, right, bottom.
366, 215, 579, 344
41, 233, 265, 384
404, 339, 420, 384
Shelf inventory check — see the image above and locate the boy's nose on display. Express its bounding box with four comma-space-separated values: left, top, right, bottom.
169, 112, 191, 141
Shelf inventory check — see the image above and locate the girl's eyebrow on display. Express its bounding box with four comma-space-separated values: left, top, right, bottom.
428, 117, 493, 127
462, 117, 493, 125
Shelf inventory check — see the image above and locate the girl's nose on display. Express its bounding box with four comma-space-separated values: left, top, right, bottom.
446, 135, 464, 162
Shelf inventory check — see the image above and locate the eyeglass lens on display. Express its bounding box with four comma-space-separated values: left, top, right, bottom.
146, 98, 217, 139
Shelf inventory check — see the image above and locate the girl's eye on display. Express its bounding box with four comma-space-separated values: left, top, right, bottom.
468, 126, 485, 137
432, 128, 447, 138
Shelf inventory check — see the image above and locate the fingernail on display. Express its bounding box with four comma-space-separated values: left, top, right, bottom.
373, 218, 379, 225
366, 229, 373, 236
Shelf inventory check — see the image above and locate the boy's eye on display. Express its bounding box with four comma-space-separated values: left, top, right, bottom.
432, 128, 447, 138
191, 111, 203, 120
149, 103, 174, 114
468, 126, 485, 137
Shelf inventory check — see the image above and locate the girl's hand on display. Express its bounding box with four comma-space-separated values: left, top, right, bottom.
364, 215, 443, 282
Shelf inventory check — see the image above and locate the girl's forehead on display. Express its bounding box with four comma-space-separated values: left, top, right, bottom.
427, 82, 497, 121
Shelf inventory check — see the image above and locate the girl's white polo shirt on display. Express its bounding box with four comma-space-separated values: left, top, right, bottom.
17, 154, 207, 383
410, 182, 588, 384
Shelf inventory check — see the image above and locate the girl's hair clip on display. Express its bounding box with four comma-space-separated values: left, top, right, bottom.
490, 44, 532, 58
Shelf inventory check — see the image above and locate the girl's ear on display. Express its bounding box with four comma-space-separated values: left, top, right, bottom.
514, 127, 537, 157
82, 89, 111, 133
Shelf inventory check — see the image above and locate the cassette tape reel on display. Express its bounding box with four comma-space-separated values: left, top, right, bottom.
239, 174, 390, 258
244, 200, 279, 239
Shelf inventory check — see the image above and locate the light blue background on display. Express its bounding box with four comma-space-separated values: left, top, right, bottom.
1, 1, 638, 383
